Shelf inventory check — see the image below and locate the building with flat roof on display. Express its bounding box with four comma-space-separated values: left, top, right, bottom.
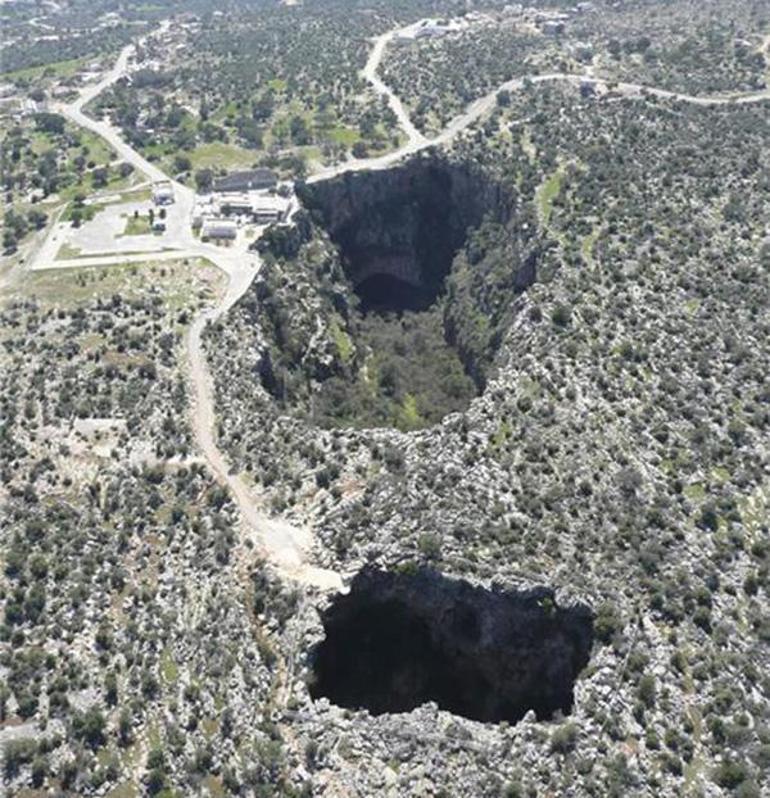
211, 192, 290, 224
212, 168, 278, 193
201, 220, 237, 241
252, 198, 288, 224
217, 193, 254, 216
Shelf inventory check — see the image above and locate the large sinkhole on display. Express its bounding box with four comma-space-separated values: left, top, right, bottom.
301, 156, 511, 315
309, 568, 594, 724
280, 157, 535, 431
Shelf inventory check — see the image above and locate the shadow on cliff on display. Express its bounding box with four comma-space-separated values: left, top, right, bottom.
309, 567, 594, 724
253, 155, 540, 431
299, 155, 515, 315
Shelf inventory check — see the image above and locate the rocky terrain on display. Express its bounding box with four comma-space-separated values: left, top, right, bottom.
244, 155, 531, 431
2, 1, 769, 797
204, 77, 770, 797
381, 0, 770, 134
0, 264, 313, 795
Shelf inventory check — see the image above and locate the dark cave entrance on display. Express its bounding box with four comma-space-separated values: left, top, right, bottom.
355, 273, 436, 314
300, 157, 509, 316
309, 568, 594, 724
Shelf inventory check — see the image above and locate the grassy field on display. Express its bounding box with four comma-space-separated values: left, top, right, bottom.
55, 243, 83, 260
9, 119, 134, 243
25, 123, 116, 166
581, 225, 601, 265
160, 647, 179, 684
20, 257, 225, 310
68, 129, 116, 165
29, 131, 55, 156
536, 165, 564, 227
61, 198, 106, 222
186, 141, 258, 170
328, 125, 360, 146
119, 186, 153, 203
54, 170, 144, 221
105, 782, 139, 798
121, 214, 153, 236
1, 56, 88, 82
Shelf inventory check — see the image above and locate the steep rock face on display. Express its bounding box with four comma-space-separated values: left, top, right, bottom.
250, 155, 543, 428
299, 156, 515, 313
310, 567, 594, 723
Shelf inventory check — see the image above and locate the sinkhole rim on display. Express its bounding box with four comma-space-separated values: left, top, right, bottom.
260, 156, 528, 431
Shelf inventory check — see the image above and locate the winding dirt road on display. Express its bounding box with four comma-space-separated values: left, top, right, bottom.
185, 251, 344, 590
363, 30, 427, 148
36, 23, 344, 590
28, 15, 770, 591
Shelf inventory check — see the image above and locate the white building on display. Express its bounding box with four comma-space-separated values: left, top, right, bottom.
152, 182, 174, 205
251, 195, 290, 224
201, 220, 237, 241
204, 191, 290, 224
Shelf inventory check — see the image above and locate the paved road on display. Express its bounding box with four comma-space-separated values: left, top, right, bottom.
30, 23, 197, 273
59, 105, 171, 184
531, 72, 770, 106
309, 32, 770, 184
30, 22, 344, 590
51, 20, 193, 224
70, 20, 171, 113
56, 22, 174, 182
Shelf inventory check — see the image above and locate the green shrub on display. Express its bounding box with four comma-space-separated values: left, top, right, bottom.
551, 722, 579, 754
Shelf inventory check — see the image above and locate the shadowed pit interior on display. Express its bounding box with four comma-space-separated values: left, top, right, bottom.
309, 568, 594, 723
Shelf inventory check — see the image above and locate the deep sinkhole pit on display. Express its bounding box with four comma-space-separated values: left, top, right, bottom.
300, 156, 511, 315
309, 568, 594, 724
279, 157, 529, 430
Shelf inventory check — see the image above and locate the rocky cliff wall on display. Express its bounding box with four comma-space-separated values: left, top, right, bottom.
299, 154, 514, 308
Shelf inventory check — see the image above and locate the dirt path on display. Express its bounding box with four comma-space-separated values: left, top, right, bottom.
363, 30, 427, 147
184, 254, 344, 591
30, 249, 198, 271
